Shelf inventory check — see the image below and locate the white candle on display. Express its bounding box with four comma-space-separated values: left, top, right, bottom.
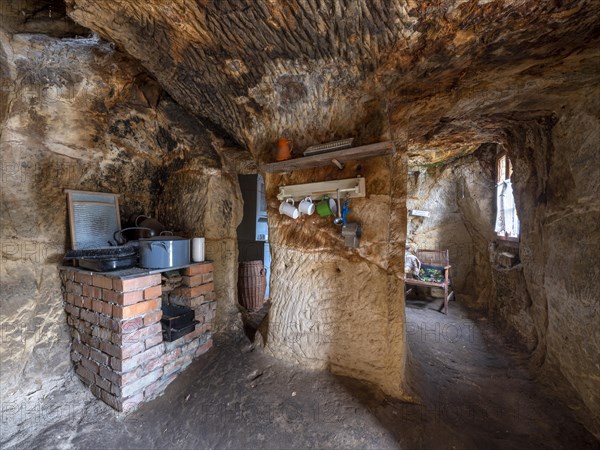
192, 237, 205, 262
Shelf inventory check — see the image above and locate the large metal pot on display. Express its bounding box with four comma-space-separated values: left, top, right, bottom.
139, 236, 190, 269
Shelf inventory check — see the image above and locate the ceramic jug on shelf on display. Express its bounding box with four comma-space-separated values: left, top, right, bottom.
275, 138, 293, 161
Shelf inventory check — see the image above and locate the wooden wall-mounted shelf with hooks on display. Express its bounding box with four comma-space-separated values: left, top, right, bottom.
276, 177, 366, 201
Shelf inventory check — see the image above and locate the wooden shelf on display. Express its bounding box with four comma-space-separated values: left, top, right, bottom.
260, 141, 394, 173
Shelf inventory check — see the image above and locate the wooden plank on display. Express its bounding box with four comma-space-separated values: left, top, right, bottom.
260, 141, 393, 173
404, 278, 446, 288
277, 177, 366, 201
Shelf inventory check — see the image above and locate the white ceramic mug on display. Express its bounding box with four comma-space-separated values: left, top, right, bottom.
298, 197, 315, 215
279, 198, 299, 219
192, 237, 205, 262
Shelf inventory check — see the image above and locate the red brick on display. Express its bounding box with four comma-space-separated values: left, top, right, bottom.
204, 292, 216, 302
80, 332, 100, 348
195, 339, 213, 357
168, 296, 196, 308
76, 365, 95, 386
100, 340, 120, 358
98, 316, 143, 334
181, 274, 203, 287
89, 348, 109, 365
143, 311, 162, 326
113, 299, 161, 319
119, 317, 144, 334
113, 274, 161, 292
70, 350, 82, 363
80, 356, 100, 374
145, 332, 163, 349
81, 296, 93, 310
183, 325, 205, 343
92, 326, 112, 341
144, 373, 176, 399
80, 309, 99, 325
183, 263, 213, 276
101, 340, 145, 359
100, 390, 123, 412
120, 367, 144, 386
144, 348, 181, 372
144, 285, 162, 300
74, 272, 93, 285
66, 281, 83, 296
92, 275, 113, 289
94, 375, 111, 393
92, 299, 104, 313
116, 290, 144, 306
120, 342, 146, 359
72, 340, 90, 358
197, 302, 212, 316
60, 269, 75, 281
83, 284, 102, 299
173, 282, 213, 298
102, 289, 118, 304
102, 301, 113, 317
65, 303, 80, 318
202, 272, 214, 283
113, 323, 162, 345
164, 354, 193, 375
122, 392, 144, 413
111, 344, 164, 372
121, 368, 163, 397
99, 365, 120, 384
90, 384, 103, 399
190, 283, 214, 297
98, 315, 119, 332
72, 295, 84, 308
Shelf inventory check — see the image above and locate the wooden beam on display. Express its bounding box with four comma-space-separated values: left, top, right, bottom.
260, 141, 393, 173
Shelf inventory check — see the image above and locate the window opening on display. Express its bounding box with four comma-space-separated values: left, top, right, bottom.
495, 154, 519, 240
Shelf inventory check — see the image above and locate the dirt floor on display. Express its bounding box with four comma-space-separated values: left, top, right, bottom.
4, 298, 597, 450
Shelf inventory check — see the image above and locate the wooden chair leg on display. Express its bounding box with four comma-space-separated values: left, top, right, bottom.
444, 288, 449, 314
437, 285, 448, 314
448, 268, 455, 301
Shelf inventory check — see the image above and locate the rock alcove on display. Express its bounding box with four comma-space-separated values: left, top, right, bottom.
1, 0, 599, 445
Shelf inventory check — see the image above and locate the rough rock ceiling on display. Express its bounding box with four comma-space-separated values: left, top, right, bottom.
63, 1, 600, 163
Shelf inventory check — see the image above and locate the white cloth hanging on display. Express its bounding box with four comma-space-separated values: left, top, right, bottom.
405, 251, 421, 277
495, 180, 519, 237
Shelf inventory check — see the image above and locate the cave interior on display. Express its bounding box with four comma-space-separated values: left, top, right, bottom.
0, 0, 599, 448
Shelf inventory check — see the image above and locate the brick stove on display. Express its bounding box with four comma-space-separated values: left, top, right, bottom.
59, 262, 216, 412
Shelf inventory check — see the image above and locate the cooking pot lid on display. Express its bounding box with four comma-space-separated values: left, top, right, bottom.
139, 236, 188, 241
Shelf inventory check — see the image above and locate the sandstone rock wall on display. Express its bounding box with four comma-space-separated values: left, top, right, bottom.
0, 33, 242, 443
500, 103, 600, 436
262, 150, 411, 399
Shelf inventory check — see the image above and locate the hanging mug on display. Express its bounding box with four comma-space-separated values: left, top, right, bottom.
298, 197, 315, 215
279, 198, 299, 219
316, 196, 337, 217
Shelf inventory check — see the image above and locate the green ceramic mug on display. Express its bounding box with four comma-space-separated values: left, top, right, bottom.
316, 196, 337, 217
